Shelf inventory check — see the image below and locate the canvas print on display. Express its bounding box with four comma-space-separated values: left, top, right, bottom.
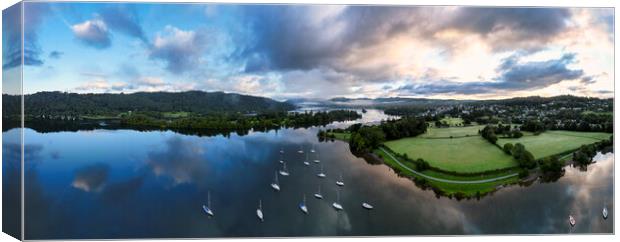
1, 1, 614, 240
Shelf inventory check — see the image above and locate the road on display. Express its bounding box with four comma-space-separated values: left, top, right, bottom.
378, 147, 519, 184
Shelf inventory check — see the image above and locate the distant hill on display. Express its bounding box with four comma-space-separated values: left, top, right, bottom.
2, 91, 296, 117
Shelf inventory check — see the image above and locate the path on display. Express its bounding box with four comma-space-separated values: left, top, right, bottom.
378, 147, 519, 184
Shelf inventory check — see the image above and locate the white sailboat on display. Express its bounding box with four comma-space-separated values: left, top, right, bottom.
279, 162, 290, 176
332, 190, 343, 211
279, 153, 284, 164
299, 194, 308, 214
280, 147, 284, 154
314, 185, 323, 199
362, 202, 374, 210
316, 164, 326, 178
603, 206, 608, 219
270, 171, 280, 191
569, 214, 576, 227
303, 153, 310, 166
313, 152, 320, 163
202, 191, 214, 217
310, 144, 316, 153
257, 200, 264, 222
336, 173, 344, 186
298, 145, 304, 154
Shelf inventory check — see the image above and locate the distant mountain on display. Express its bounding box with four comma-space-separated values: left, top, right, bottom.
2, 91, 296, 117
326, 96, 472, 108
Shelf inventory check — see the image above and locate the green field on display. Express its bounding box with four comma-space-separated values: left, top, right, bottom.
441, 117, 464, 126
384, 136, 518, 173
420, 125, 485, 138
162, 111, 190, 118
374, 148, 518, 196
497, 130, 611, 159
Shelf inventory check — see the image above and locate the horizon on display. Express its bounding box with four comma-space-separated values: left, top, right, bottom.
3, 3, 614, 100
4, 90, 614, 102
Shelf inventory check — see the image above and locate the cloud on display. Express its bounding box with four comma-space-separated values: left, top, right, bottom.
74, 77, 130, 93
3, 3, 50, 69
48, 51, 63, 59
397, 53, 584, 95
72, 163, 110, 192
71, 18, 111, 49
100, 5, 148, 43
149, 26, 209, 74
146, 136, 210, 185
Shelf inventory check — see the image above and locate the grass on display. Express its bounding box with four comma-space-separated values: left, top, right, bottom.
420, 125, 485, 138
497, 130, 612, 159
162, 111, 190, 118
328, 132, 352, 141
374, 148, 519, 197
81, 115, 120, 120
440, 117, 464, 126
384, 136, 518, 173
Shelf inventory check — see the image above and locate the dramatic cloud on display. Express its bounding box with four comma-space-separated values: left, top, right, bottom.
100, 6, 148, 43
71, 19, 111, 49
149, 26, 209, 74
146, 136, 210, 185
397, 53, 584, 95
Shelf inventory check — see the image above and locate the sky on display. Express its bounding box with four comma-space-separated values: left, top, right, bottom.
2, 2, 615, 100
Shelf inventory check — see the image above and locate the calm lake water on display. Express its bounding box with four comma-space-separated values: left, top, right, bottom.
2, 109, 614, 239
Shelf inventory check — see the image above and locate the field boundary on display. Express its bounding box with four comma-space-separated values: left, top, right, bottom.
377, 147, 519, 184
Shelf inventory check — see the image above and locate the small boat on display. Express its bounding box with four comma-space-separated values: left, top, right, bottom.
332, 190, 343, 211
270, 171, 280, 191
314, 185, 323, 199
362, 202, 374, 210
316, 164, 326, 178
299, 194, 308, 214
280, 148, 284, 154
257, 200, 264, 222
279, 154, 284, 164
602, 207, 608, 219
336, 173, 344, 186
303, 153, 310, 166
279, 162, 290, 176
569, 215, 576, 227
310, 144, 316, 153
298, 145, 304, 154
202, 191, 214, 217
313, 153, 320, 163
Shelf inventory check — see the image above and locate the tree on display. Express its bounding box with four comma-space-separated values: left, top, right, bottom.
540, 155, 563, 173
503, 143, 514, 155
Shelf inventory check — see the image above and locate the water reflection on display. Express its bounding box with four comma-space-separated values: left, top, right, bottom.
11, 109, 613, 239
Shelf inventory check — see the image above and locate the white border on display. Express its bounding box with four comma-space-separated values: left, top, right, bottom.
0, 1, 617, 242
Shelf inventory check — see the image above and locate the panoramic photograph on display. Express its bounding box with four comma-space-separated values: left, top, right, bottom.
1, 1, 615, 240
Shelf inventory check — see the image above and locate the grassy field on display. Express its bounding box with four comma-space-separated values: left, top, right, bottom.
384, 136, 518, 173
420, 125, 485, 138
441, 117, 464, 126
497, 130, 612, 159
162, 111, 190, 118
374, 148, 519, 196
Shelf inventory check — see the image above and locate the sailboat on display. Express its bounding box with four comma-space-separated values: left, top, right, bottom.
332, 190, 343, 211
303, 153, 310, 166
336, 173, 344, 186
313, 152, 320, 163
603, 206, 608, 219
316, 164, 326, 178
362, 202, 374, 210
310, 144, 316, 153
314, 185, 323, 199
299, 194, 308, 214
202, 191, 214, 217
569, 214, 576, 227
257, 200, 264, 222
298, 145, 304, 154
279, 162, 290, 176
280, 147, 284, 154
270, 171, 280, 191
279, 153, 284, 164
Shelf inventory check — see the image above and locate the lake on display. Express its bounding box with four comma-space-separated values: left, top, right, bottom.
2, 109, 613, 239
